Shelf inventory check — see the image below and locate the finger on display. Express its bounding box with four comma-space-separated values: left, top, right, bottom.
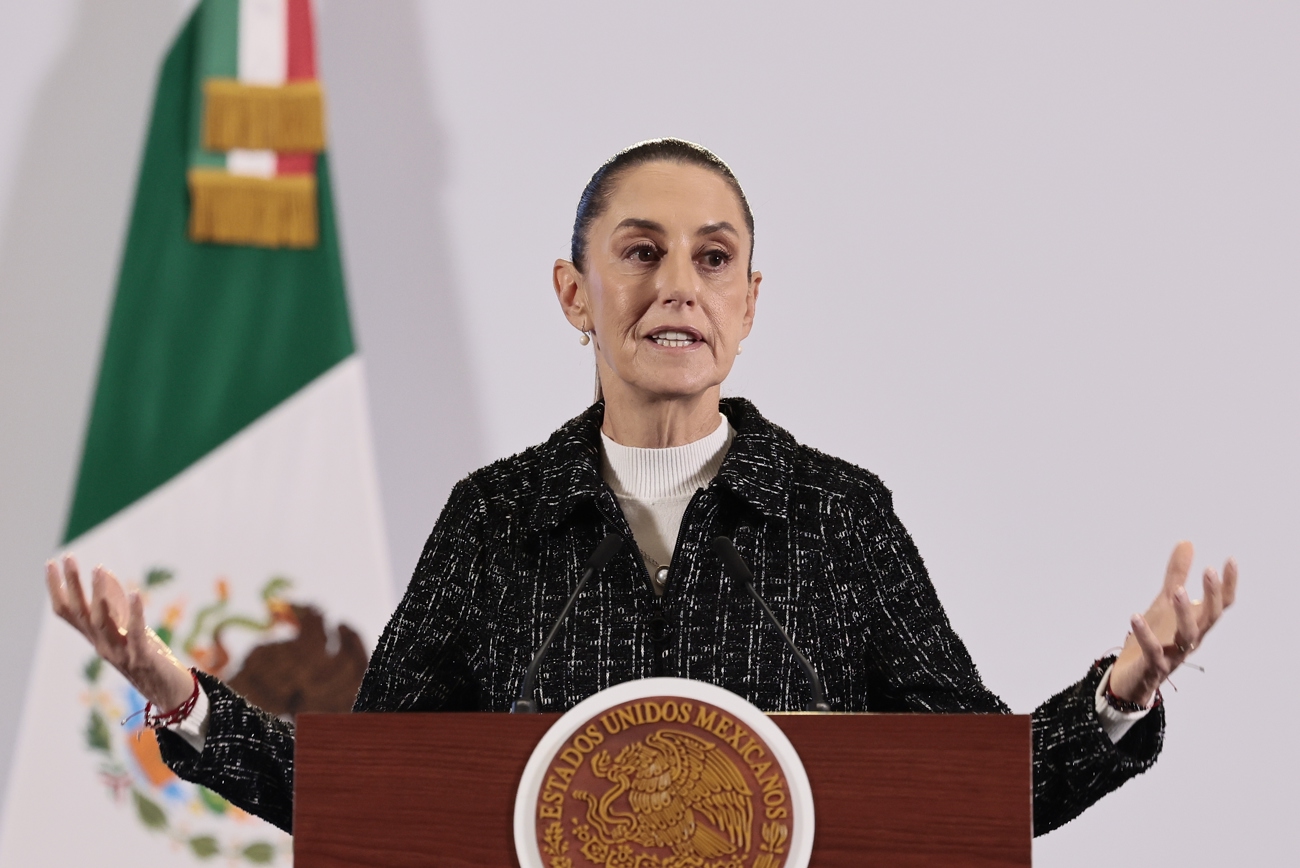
126, 591, 148, 669
90, 570, 128, 645
95, 597, 127, 649
1173, 586, 1199, 652
1201, 567, 1223, 629
1221, 557, 1239, 608
62, 555, 91, 625
1131, 613, 1167, 674
90, 568, 107, 632
98, 566, 129, 628
1162, 540, 1194, 596
45, 560, 70, 618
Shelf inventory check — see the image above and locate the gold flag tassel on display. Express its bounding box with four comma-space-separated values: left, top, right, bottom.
202, 79, 326, 152
188, 169, 318, 249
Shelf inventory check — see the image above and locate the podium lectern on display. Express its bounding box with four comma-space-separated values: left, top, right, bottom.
293, 712, 1030, 867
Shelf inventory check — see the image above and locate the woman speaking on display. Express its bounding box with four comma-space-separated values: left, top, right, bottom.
45, 139, 1237, 836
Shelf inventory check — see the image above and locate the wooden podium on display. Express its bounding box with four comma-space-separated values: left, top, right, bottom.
293, 712, 1031, 867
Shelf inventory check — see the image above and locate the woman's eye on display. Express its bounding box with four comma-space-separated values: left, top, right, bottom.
701, 250, 730, 269
629, 244, 660, 263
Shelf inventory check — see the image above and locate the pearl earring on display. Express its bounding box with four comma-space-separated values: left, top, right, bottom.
736, 343, 744, 355
578, 331, 591, 346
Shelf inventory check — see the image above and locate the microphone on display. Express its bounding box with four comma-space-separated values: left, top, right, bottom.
711, 536, 832, 712
512, 533, 623, 713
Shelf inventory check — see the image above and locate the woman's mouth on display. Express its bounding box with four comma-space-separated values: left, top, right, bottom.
647, 328, 703, 348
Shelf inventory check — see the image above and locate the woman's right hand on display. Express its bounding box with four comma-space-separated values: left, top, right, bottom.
46, 555, 195, 711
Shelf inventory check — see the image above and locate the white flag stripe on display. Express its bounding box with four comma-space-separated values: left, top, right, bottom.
226, 148, 278, 178
238, 0, 287, 86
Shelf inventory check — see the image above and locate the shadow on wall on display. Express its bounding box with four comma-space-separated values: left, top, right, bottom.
0, 0, 185, 805
318, 0, 484, 590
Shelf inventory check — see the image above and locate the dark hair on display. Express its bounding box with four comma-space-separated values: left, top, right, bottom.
570, 138, 755, 275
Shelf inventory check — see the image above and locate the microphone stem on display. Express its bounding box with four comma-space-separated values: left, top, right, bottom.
512, 564, 595, 713
742, 581, 831, 712
513, 533, 623, 714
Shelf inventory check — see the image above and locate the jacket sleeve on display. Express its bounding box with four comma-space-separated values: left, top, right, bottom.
842, 484, 1163, 835
155, 670, 296, 833
353, 477, 490, 712
840, 487, 1008, 715
1030, 656, 1164, 834
157, 478, 492, 831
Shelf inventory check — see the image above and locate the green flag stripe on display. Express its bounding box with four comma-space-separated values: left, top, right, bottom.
65, 6, 353, 542
198, 0, 238, 79
190, 0, 237, 170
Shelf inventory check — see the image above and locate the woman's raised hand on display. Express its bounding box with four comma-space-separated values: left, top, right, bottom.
46, 555, 195, 710
1108, 541, 1238, 707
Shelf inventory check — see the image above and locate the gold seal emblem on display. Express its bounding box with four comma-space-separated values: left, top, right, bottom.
516, 679, 813, 868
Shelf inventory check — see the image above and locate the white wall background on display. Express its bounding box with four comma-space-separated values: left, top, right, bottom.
0, 2, 1294, 863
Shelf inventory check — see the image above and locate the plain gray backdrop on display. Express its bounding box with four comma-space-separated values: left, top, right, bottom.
0, 2, 1294, 864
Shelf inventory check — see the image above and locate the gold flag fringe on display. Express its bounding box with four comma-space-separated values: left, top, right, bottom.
188, 169, 318, 249
202, 79, 326, 152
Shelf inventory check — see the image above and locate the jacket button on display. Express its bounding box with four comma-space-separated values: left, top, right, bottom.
652, 565, 669, 595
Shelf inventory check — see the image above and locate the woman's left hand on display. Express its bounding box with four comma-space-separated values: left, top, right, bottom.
1108, 541, 1238, 707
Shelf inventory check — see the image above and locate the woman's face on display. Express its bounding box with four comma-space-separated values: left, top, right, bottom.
554, 161, 761, 405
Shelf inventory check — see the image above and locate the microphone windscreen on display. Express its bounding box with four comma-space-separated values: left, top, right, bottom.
585, 533, 624, 572
710, 536, 754, 583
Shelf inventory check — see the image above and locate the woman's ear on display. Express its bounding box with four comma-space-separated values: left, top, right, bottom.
553, 259, 590, 329
740, 270, 762, 339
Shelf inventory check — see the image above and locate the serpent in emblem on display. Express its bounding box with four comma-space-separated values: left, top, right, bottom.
573, 729, 755, 860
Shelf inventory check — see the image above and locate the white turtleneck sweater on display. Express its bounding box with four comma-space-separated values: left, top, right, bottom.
169, 412, 1144, 752
599, 414, 734, 593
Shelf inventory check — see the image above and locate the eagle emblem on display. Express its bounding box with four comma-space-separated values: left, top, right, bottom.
572, 729, 754, 864
523, 689, 804, 868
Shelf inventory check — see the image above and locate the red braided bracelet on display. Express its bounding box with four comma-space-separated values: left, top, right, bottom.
1105, 681, 1162, 714
1095, 658, 1162, 713
142, 669, 200, 729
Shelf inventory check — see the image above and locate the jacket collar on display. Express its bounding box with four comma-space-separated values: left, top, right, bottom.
528, 402, 606, 532
714, 397, 794, 522
529, 397, 794, 531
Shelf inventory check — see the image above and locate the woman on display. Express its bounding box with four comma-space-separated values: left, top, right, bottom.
47, 139, 1237, 836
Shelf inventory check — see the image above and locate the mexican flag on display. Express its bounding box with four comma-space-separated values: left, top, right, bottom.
0, 1, 393, 865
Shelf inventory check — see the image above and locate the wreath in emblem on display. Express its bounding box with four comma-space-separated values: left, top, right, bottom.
80, 568, 368, 863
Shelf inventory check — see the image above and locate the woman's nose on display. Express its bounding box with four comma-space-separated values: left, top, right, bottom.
657, 248, 699, 307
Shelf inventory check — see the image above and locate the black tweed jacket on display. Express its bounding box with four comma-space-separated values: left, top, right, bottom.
160, 398, 1163, 835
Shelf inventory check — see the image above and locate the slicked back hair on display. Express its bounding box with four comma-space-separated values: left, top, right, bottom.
570, 139, 755, 276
